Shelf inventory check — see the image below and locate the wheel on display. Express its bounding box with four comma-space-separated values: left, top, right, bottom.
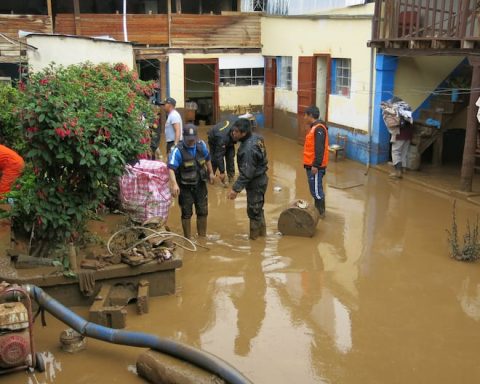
35, 352, 45, 373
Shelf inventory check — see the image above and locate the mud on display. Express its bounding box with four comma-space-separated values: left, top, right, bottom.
2, 129, 480, 383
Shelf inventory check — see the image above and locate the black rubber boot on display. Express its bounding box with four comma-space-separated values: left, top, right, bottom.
315, 199, 325, 218
197, 216, 207, 237
249, 220, 261, 240
259, 215, 267, 237
181, 219, 191, 239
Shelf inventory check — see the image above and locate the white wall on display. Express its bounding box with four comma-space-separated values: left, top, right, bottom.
26, 35, 135, 73
261, 7, 374, 132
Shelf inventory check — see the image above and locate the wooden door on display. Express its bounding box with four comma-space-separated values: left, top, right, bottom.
264, 57, 276, 129
297, 56, 317, 144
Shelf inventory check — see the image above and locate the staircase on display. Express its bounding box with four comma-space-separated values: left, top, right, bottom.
413, 94, 467, 166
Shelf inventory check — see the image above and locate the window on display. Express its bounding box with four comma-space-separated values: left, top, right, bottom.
333, 58, 351, 97
276, 56, 292, 90
241, 0, 266, 12
220, 68, 264, 87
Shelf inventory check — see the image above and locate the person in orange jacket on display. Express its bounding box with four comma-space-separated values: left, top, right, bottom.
0, 144, 24, 195
303, 106, 328, 218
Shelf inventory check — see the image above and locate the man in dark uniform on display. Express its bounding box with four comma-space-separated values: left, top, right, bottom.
227, 119, 268, 240
207, 115, 238, 185
168, 124, 215, 239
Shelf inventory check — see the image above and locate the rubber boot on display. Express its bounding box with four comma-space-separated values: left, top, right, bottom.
315, 199, 325, 218
259, 215, 267, 237
181, 219, 191, 239
197, 216, 207, 237
389, 163, 403, 179
249, 220, 261, 240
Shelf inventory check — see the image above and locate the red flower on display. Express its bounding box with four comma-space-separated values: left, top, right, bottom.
15, 184, 21, 190
18, 81, 26, 92
108, 113, 113, 119
36, 217, 43, 225
39, 78, 49, 86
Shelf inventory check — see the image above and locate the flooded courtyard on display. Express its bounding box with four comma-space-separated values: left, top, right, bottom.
3, 129, 480, 384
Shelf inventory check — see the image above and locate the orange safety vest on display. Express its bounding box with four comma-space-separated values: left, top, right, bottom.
303, 123, 329, 168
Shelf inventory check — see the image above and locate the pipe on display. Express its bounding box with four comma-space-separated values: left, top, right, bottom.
365, 46, 376, 175
122, 0, 128, 41
24, 284, 252, 384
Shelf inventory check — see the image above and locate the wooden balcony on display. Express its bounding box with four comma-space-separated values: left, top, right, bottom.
370, 0, 480, 53
0, 15, 52, 63
54, 13, 261, 49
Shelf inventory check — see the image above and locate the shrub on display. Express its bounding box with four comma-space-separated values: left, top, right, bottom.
8, 62, 154, 249
0, 83, 25, 153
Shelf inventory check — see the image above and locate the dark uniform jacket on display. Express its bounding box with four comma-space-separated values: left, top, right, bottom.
233, 133, 268, 193
207, 116, 238, 173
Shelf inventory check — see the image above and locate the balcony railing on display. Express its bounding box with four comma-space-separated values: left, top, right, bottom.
54, 13, 261, 48
371, 0, 480, 47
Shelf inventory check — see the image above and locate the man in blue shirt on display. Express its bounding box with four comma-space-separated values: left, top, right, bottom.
168, 124, 215, 239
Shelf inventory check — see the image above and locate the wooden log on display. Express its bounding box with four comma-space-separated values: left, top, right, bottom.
136, 349, 225, 384
278, 200, 319, 238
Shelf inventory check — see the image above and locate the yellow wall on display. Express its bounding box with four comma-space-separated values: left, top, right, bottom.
394, 56, 465, 111
168, 52, 264, 110
219, 85, 263, 110
261, 11, 374, 131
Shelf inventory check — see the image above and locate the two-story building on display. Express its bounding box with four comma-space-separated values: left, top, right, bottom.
369, 0, 480, 191
0, 0, 265, 125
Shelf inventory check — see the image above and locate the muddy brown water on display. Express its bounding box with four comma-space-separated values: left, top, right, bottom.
2, 129, 480, 383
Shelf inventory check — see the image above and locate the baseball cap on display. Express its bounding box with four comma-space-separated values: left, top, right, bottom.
159, 97, 176, 106
183, 123, 198, 139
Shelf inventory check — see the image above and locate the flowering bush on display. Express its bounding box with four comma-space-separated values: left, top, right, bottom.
9, 62, 154, 247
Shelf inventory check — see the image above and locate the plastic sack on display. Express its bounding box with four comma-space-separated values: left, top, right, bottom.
119, 160, 172, 223
406, 145, 420, 171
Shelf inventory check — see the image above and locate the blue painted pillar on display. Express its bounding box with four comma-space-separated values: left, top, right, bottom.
370, 54, 398, 165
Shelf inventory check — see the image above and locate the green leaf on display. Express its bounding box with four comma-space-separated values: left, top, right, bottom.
39, 114, 45, 122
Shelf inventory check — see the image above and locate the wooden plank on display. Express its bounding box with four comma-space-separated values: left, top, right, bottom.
447, 0, 454, 36
53, 13, 260, 48
438, 0, 446, 37
0, 15, 53, 38
468, 0, 475, 37
73, 0, 81, 35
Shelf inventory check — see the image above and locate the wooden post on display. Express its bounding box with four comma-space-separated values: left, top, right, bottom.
159, 57, 168, 129
46, 0, 53, 32
460, 56, 480, 192
167, 0, 171, 47
176, 0, 182, 14
73, 0, 81, 35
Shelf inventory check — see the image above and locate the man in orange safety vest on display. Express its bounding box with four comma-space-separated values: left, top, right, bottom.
303, 106, 328, 218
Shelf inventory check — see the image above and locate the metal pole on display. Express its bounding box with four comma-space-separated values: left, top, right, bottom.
123, 0, 128, 42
